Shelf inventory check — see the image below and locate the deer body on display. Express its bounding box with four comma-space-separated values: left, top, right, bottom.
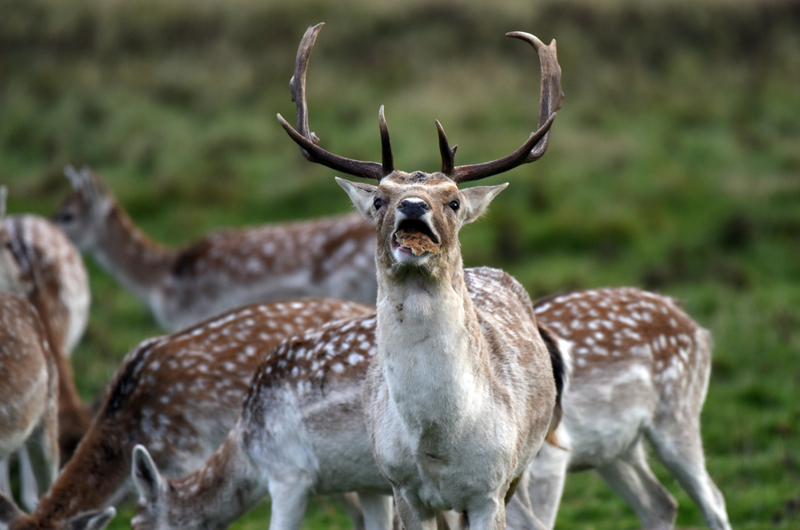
2, 214, 90, 357
132, 312, 388, 530
367, 263, 553, 526
0, 298, 371, 530
54, 168, 377, 332
528, 288, 731, 530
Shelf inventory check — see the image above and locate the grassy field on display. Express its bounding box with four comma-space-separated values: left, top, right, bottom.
1, 0, 799, 528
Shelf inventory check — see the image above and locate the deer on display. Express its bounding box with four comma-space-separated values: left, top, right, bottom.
52, 166, 377, 332
129, 267, 566, 530
0, 297, 372, 530
527, 288, 731, 530
275, 22, 564, 530
1, 207, 93, 460
0, 190, 61, 518
1, 189, 93, 510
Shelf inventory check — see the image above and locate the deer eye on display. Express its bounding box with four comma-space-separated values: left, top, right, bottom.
448, 200, 460, 211
57, 211, 74, 223
373, 198, 385, 210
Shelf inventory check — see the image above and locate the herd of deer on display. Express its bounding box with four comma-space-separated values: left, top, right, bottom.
0, 22, 731, 530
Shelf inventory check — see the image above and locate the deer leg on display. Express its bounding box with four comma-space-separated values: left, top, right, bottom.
267, 481, 310, 530
647, 422, 731, 530
22, 431, 59, 511
467, 493, 547, 530
17, 446, 40, 512
336, 493, 366, 530
359, 493, 394, 530
393, 488, 437, 530
595, 441, 677, 530
525, 442, 570, 529
0, 458, 10, 497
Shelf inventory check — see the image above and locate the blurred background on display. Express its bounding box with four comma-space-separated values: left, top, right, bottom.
1, 0, 798, 528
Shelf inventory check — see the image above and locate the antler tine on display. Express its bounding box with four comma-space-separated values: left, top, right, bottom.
277, 23, 387, 181
448, 32, 563, 184
436, 120, 457, 175
509, 32, 564, 163
379, 106, 394, 176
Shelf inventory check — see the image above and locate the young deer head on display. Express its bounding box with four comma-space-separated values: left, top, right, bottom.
52, 167, 113, 252
279, 23, 563, 530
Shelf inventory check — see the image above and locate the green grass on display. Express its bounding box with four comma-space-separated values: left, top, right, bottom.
1, 0, 799, 528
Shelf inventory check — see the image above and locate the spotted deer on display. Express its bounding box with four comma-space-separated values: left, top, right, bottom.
52, 167, 377, 332
129, 268, 564, 530
527, 288, 731, 530
0, 210, 93, 461
0, 190, 92, 511
0, 298, 371, 530
277, 23, 564, 530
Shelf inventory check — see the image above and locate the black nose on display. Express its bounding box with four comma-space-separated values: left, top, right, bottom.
398, 199, 429, 219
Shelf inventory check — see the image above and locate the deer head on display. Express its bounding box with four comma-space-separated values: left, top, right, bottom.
278, 23, 563, 283
52, 166, 113, 251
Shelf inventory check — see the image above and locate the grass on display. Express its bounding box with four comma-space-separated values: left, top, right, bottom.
1, 0, 799, 528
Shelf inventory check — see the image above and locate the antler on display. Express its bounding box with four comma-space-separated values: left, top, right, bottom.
278, 25, 563, 184
277, 23, 392, 181
442, 32, 564, 183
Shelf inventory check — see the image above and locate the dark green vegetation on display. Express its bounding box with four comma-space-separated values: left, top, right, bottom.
2, 0, 799, 528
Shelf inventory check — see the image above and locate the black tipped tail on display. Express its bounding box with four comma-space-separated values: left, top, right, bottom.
538, 323, 568, 449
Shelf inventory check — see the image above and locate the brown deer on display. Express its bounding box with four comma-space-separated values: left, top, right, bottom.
527, 288, 731, 530
277, 23, 563, 530
52, 167, 377, 332
0, 297, 372, 530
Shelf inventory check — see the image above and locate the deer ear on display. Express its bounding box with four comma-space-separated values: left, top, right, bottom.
335, 177, 379, 221
132, 445, 163, 504
0, 491, 24, 525
64, 166, 103, 205
460, 183, 509, 225
64, 507, 116, 530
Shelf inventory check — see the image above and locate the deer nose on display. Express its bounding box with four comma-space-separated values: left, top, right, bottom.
398, 198, 430, 219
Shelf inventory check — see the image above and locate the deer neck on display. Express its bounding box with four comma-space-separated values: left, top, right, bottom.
160, 429, 266, 530
376, 258, 489, 435
24, 423, 130, 526
91, 204, 174, 303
